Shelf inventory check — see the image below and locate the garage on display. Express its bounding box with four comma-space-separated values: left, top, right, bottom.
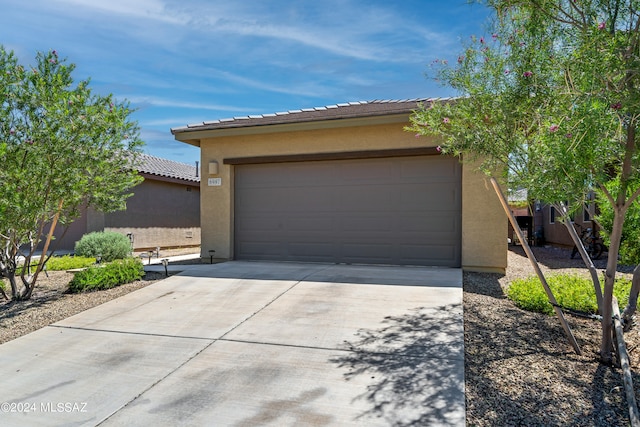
234, 155, 461, 267
172, 99, 506, 273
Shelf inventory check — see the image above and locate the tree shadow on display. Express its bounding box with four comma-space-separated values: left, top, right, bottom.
330, 304, 465, 426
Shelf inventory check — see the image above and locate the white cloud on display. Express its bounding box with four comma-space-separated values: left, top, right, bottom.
126, 95, 255, 112
52, 0, 188, 24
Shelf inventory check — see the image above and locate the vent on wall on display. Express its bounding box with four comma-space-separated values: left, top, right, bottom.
185, 230, 193, 238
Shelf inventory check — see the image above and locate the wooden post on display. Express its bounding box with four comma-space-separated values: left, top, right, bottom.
490, 177, 581, 355
613, 297, 640, 427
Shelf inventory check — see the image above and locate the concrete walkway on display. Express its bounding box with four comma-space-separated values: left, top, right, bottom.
0, 261, 464, 426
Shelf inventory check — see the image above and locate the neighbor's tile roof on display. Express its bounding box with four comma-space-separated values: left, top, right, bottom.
171, 98, 446, 134
135, 152, 199, 183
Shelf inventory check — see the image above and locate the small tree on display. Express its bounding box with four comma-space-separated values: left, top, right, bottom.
0, 47, 143, 300
409, 0, 640, 364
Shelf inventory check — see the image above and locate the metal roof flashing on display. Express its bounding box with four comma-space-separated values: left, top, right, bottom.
171, 98, 442, 144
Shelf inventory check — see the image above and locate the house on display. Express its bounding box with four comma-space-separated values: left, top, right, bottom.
53, 153, 201, 252
172, 99, 506, 273
538, 198, 597, 247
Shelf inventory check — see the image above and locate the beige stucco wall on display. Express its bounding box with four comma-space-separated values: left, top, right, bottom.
195, 121, 506, 272
462, 164, 507, 272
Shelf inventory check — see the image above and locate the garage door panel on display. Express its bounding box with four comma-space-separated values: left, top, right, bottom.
340, 160, 394, 182
400, 185, 460, 211
342, 243, 394, 263
400, 245, 458, 266
235, 156, 461, 267
287, 216, 335, 232
339, 215, 393, 232
287, 242, 336, 259
398, 214, 459, 233
336, 186, 399, 211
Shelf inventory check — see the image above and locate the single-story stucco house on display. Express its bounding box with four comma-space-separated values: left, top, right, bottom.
52, 153, 201, 252
172, 99, 506, 273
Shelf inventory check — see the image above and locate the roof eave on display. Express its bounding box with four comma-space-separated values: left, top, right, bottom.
172, 112, 411, 145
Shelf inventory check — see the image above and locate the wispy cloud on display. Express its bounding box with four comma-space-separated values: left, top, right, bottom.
53, 0, 188, 25
127, 95, 255, 112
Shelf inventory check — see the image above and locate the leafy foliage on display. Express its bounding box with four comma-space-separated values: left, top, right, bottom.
597, 179, 640, 264
68, 257, 144, 293
508, 274, 632, 316
0, 47, 143, 300
46, 255, 97, 271
408, 0, 640, 361
74, 231, 131, 262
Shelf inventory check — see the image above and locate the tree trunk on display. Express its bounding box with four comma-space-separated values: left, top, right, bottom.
560, 204, 603, 312
601, 209, 626, 364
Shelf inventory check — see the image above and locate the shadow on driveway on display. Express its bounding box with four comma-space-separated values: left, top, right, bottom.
331, 304, 465, 426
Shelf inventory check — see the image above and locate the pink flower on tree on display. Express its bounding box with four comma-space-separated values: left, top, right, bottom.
443, 117, 450, 124
523, 71, 533, 77
436, 146, 442, 152
598, 22, 606, 30
611, 102, 622, 110
549, 124, 559, 133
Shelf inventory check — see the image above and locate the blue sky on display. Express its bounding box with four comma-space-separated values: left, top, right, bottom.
2, 0, 491, 165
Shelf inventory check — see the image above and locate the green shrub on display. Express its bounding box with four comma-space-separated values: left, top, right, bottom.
15, 255, 97, 275
68, 257, 144, 293
46, 255, 97, 271
507, 274, 633, 315
74, 231, 131, 262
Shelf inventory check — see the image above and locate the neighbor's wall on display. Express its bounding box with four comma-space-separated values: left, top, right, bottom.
197, 121, 506, 272
540, 204, 594, 248
104, 178, 201, 250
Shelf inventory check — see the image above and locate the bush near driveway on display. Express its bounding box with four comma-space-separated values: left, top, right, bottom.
68, 257, 144, 293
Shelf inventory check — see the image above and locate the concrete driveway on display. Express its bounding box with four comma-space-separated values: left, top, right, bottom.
0, 261, 464, 426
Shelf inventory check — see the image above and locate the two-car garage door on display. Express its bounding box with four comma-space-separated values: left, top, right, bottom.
234, 155, 461, 267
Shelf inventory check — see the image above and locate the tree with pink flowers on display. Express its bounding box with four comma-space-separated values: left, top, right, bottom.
409, 0, 640, 365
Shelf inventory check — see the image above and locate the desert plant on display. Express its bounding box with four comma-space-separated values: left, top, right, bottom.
74, 231, 131, 262
46, 255, 97, 271
508, 274, 632, 316
0, 47, 143, 301
68, 257, 144, 293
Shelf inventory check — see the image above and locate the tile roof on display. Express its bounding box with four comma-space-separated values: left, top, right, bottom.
134, 152, 200, 183
171, 98, 446, 134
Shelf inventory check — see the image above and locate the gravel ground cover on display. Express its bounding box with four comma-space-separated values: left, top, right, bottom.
1, 245, 640, 425
466, 245, 640, 426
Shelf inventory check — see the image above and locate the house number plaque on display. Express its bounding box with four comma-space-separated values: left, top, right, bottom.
208, 178, 222, 186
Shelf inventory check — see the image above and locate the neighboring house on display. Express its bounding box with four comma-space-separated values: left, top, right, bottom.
506, 191, 597, 248
538, 197, 597, 247
172, 99, 506, 273
52, 153, 201, 252
507, 189, 535, 245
